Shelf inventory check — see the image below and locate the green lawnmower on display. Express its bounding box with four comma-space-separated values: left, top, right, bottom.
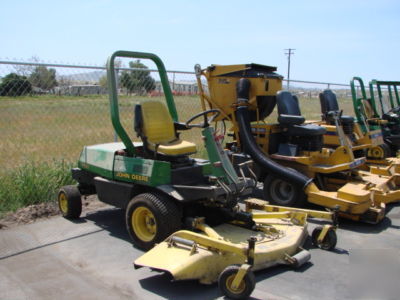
58, 50, 255, 250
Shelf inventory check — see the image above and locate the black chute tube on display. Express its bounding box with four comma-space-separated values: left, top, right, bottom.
235, 78, 312, 190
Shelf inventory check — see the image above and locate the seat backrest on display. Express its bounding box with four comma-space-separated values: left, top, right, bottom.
276, 91, 301, 116
361, 99, 375, 119
319, 89, 339, 114
139, 101, 176, 144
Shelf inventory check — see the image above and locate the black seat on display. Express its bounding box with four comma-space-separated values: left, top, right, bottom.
277, 91, 326, 137
340, 115, 355, 124
319, 89, 354, 124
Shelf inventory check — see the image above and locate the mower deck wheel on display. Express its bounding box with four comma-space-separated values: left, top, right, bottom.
311, 226, 337, 251
218, 265, 255, 300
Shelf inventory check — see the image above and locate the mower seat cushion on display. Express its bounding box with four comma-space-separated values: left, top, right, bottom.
141, 101, 197, 156
287, 124, 327, 137
278, 114, 305, 125
154, 139, 197, 156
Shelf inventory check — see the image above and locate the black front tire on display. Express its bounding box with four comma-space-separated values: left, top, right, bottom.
58, 185, 82, 219
263, 174, 306, 207
218, 265, 255, 300
126, 192, 181, 250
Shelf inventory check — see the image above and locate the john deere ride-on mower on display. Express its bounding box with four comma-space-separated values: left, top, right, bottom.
195, 64, 400, 223
351, 77, 400, 156
369, 79, 400, 129
58, 51, 337, 299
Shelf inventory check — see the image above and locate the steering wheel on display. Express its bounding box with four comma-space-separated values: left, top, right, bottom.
185, 109, 221, 128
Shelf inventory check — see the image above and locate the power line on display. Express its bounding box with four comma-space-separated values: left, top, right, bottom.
284, 48, 295, 90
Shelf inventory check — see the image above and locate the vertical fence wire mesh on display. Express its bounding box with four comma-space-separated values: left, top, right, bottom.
0, 58, 359, 173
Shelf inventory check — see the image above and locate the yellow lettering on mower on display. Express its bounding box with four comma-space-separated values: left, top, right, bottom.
115, 172, 149, 182
116, 172, 130, 179
131, 174, 149, 182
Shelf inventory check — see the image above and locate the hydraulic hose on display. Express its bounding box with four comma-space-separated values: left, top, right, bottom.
235, 78, 312, 190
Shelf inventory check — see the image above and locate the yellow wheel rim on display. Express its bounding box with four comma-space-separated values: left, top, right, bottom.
59, 193, 68, 214
225, 273, 246, 294
368, 146, 384, 159
132, 207, 157, 242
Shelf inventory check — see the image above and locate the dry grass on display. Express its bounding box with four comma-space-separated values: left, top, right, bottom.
0, 94, 354, 172
0, 95, 205, 172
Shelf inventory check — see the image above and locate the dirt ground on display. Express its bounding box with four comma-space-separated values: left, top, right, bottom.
0, 196, 106, 229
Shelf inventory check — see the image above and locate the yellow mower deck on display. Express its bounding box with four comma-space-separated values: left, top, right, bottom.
319, 121, 400, 171
315, 121, 400, 206
135, 199, 336, 287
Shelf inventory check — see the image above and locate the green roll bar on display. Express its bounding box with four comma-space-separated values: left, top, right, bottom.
369, 79, 400, 114
350, 77, 377, 132
106, 50, 178, 156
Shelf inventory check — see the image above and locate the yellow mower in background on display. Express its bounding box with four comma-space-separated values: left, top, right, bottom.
195, 63, 400, 223
317, 89, 400, 179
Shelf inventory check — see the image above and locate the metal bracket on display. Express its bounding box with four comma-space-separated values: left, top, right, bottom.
231, 264, 251, 290
317, 225, 332, 243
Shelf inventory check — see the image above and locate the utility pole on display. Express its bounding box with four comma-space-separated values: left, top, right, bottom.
284, 48, 295, 90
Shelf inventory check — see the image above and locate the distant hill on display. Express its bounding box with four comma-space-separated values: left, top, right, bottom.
58, 70, 105, 83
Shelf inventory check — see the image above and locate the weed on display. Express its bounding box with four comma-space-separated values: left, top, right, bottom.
0, 160, 75, 216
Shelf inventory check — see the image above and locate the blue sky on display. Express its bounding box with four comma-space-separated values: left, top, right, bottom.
1, 0, 399, 83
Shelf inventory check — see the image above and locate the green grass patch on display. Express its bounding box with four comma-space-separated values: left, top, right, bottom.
0, 160, 75, 217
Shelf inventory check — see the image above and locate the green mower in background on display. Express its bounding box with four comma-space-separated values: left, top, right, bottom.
351, 77, 400, 156
369, 79, 400, 115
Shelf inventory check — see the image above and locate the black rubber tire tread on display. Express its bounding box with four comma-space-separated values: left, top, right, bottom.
58, 185, 82, 219
126, 192, 182, 250
381, 143, 392, 158
218, 264, 256, 300
311, 226, 337, 251
263, 174, 307, 207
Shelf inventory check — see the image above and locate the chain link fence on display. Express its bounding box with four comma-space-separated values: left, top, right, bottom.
0, 58, 357, 173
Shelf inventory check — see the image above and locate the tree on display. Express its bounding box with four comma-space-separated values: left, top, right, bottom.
120, 60, 155, 95
29, 66, 58, 90
13, 56, 40, 76
99, 59, 123, 88
0, 73, 32, 96
99, 75, 108, 88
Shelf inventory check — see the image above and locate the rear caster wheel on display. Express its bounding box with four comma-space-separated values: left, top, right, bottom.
218, 265, 255, 300
311, 226, 337, 251
58, 185, 82, 219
